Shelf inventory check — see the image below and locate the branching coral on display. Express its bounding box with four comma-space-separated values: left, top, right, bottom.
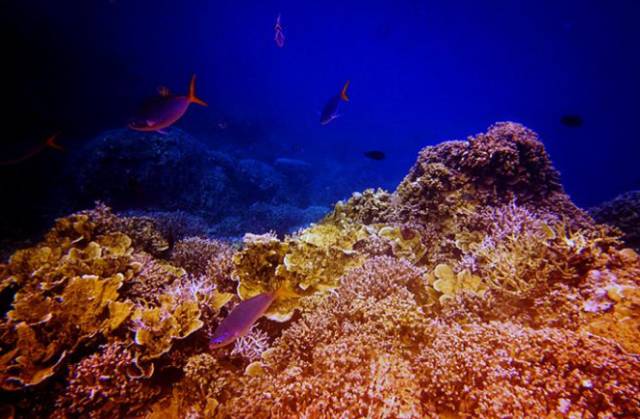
170, 236, 236, 292
220, 256, 640, 418
413, 321, 640, 417
223, 257, 430, 417
455, 201, 609, 298
230, 325, 271, 362
54, 342, 161, 417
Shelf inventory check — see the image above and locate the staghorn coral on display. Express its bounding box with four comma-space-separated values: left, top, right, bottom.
454, 201, 611, 298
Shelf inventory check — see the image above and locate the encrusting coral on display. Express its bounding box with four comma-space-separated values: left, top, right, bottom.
1, 122, 640, 418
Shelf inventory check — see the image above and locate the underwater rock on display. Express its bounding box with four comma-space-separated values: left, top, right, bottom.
73, 128, 240, 219
274, 158, 313, 206
71, 128, 317, 234
590, 190, 640, 251
237, 159, 288, 204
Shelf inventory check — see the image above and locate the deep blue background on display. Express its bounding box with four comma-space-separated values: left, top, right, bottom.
3, 0, 640, 208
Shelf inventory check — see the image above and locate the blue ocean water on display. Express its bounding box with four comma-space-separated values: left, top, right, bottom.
1, 0, 639, 243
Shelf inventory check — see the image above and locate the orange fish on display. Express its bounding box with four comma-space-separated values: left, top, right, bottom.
0, 133, 63, 166
129, 74, 207, 134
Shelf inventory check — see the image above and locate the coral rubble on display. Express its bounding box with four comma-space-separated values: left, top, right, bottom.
1, 122, 639, 418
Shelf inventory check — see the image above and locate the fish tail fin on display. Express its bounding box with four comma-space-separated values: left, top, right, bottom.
340, 80, 350, 102
45, 133, 64, 151
188, 74, 208, 106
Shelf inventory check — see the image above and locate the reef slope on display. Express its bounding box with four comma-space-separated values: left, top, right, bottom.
1, 122, 639, 418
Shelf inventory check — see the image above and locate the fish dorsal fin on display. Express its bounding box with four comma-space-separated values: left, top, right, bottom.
157, 86, 171, 97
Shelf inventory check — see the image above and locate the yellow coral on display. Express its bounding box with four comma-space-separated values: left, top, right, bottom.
431, 263, 488, 303
376, 225, 428, 264
0, 322, 67, 390
132, 294, 204, 360
233, 223, 366, 321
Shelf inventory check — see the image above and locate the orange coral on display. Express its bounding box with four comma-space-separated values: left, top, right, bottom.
54, 342, 161, 417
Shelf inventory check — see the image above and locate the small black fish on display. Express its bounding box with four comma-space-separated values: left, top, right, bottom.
560, 114, 583, 128
364, 150, 385, 160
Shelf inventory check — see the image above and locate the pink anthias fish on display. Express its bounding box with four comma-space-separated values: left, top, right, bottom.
209, 287, 296, 349
274, 14, 285, 48
128, 74, 207, 134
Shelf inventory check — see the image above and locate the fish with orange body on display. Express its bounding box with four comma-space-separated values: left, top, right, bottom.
128, 74, 207, 134
274, 14, 285, 48
320, 80, 350, 125
0, 133, 63, 166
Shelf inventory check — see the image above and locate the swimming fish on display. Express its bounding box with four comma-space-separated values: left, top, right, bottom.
209, 292, 276, 349
364, 150, 385, 160
320, 80, 350, 125
274, 14, 285, 48
128, 74, 207, 134
0, 133, 63, 166
560, 114, 583, 128
210, 287, 298, 349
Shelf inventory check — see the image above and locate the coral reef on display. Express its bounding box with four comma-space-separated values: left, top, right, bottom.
590, 190, 640, 251
2, 122, 639, 418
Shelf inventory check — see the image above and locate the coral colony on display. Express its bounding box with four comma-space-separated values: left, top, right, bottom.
1, 123, 640, 417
